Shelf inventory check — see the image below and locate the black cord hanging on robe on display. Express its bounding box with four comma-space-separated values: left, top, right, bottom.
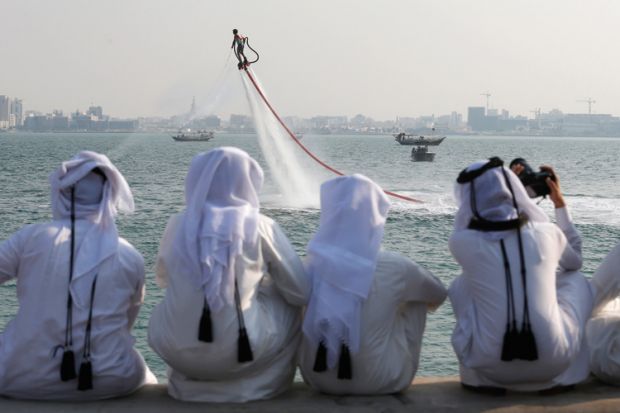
313, 341, 328, 372
234, 279, 253, 363
500, 239, 519, 361
312, 341, 353, 380
60, 186, 77, 381
198, 297, 213, 343
78, 275, 98, 391
337, 344, 352, 380
502, 166, 538, 361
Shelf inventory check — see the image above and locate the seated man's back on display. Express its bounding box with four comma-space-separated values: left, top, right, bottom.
298, 174, 447, 395
299, 249, 446, 394
0, 151, 155, 400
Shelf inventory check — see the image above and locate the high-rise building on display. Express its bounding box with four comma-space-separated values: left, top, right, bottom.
467, 107, 486, 131
10, 98, 23, 127
0, 95, 10, 121
0, 95, 10, 129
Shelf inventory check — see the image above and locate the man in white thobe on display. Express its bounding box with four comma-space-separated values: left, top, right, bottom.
449, 158, 593, 392
298, 174, 447, 395
148, 148, 309, 402
0, 151, 156, 400
586, 243, 620, 384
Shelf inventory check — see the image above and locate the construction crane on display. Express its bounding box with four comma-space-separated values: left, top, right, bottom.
481, 92, 491, 114
577, 97, 596, 115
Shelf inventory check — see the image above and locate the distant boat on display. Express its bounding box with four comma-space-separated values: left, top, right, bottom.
172, 129, 214, 142
393, 132, 446, 146
294, 133, 303, 140
411, 145, 436, 162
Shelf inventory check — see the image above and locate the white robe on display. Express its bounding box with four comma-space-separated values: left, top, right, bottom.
449, 207, 594, 391
586, 243, 620, 384
298, 250, 447, 395
148, 213, 309, 402
0, 221, 156, 400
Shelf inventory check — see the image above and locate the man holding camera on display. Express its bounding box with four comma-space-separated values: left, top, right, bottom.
448, 157, 593, 394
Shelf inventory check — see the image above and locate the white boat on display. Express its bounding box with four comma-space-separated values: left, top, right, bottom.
172, 129, 214, 142
394, 132, 446, 146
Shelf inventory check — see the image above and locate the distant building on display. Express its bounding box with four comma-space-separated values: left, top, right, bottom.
51, 111, 69, 130
24, 115, 52, 131
0, 95, 10, 129
229, 114, 253, 130
10, 98, 23, 127
88, 106, 104, 119
108, 119, 138, 131
467, 107, 486, 131
71, 112, 95, 130
189, 115, 220, 129
449, 111, 463, 129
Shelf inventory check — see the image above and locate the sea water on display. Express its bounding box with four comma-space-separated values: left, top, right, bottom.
1, 132, 620, 379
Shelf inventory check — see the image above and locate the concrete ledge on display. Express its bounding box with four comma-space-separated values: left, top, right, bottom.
2, 376, 620, 412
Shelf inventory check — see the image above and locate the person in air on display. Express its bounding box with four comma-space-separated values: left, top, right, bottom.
0, 151, 156, 400
449, 157, 593, 393
298, 174, 447, 395
231, 29, 249, 69
148, 147, 309, 402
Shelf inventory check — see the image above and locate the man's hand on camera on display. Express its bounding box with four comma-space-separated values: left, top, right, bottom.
540, 165, 565, 209
510, 163, 525, 176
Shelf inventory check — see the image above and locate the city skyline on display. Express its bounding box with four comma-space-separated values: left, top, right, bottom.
6, 90, 620, 138
1, 1, 619, 120
2, 92, 618, 124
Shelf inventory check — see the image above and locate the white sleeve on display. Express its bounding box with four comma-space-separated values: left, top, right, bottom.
260, 218, 309, 307
0, 226, 32, 284
155, 215, 180, 289
591, 243, 620, 314
128, 253, 146, 329
400, 256, 447, 311
554, 207, 582, 271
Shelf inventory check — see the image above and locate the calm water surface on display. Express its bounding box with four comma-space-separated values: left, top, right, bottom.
1, 132, 619, 379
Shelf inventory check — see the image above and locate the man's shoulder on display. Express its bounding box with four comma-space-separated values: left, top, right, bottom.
376, 250, 415, 271
118, 237, 144, 266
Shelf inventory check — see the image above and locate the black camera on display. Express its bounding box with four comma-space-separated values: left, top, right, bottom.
509, 158, 553, 198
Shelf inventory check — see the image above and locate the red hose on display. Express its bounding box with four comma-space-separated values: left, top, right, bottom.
243, 67, 422, 204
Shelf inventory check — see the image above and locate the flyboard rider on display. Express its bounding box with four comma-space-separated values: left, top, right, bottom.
231, 29, 249, 69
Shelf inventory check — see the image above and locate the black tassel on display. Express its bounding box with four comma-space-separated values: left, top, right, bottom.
198, 304, 213, 343
60, 349, 77, 381
337, 344, 352, 380
501, 322, 519, 362
77, 361, 93, 391
237, 328, 253, 363
313, 342, 328, 372
518, 322, 538, 361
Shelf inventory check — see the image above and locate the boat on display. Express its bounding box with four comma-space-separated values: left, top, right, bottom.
411, 145, 436, 162
394, 132, 446, 146
172, 129, 214, 142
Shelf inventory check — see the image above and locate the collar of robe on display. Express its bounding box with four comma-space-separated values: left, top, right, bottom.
456, 157, 539, 362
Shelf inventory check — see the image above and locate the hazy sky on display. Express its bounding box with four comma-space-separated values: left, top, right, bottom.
2, 0, 619, 119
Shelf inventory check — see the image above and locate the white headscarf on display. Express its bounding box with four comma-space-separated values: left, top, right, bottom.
302, 174, 391, 368
175, 147, 263, 313
49, 150, 134, 307
453, 159, 549, 240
